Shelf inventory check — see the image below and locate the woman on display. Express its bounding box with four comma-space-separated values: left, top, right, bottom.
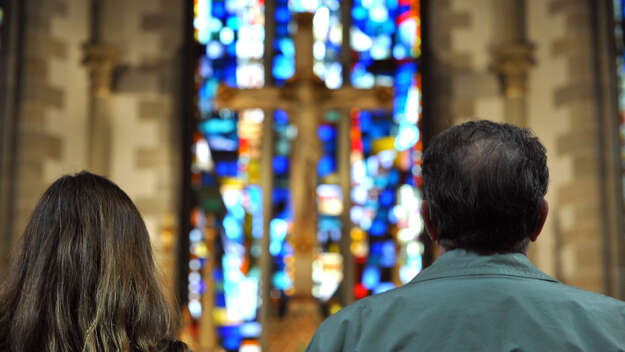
0, 172, 189, 351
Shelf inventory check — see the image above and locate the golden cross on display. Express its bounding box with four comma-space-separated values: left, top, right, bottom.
215, 12, 393, 298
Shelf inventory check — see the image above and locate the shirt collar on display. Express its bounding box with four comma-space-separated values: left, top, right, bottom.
411, 249, 558, 284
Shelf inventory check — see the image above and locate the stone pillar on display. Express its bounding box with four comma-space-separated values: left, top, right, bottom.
12, 0, 84, 245
0, 0, 23, 277
426, 0, 468, 133
82, 42, 117, 176
338, 110, 354, 306
95, 0, 185, 306
491, 43, 534, 126
588, 0, 625, 298
527, 0, 607, 293
259, 109, 274, 351
197, 216, 216, 351
491, 0, 534, 127
426, 0, 504, 135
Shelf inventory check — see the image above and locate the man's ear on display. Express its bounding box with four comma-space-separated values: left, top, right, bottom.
421, 201, 438, 243
529, 199, 549, 242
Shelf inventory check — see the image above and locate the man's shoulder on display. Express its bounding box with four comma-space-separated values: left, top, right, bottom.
329, 271, 625, 323
308, 274, 625, 352
549, 281, 625, 310
317, 283, 418, 328
327, 280, 428, 323
306, 285, 427, 352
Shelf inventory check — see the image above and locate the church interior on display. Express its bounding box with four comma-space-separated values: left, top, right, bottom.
0, 0, 624, 351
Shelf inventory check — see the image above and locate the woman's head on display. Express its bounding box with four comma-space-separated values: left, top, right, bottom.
0, 171, 178, 351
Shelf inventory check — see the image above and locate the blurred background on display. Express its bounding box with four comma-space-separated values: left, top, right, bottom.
0, 0, 624, 351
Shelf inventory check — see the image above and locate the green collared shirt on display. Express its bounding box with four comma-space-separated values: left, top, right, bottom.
306, 250, 625, 351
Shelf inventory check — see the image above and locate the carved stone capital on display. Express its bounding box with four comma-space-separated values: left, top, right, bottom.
491, 42, 535, 98
82, 43, 118, 97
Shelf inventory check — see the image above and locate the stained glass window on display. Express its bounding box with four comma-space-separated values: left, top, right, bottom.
313, 111, 344, 312
189, 0, 423, 349
269, 109, 295, 308
190, 0, 265, 350
274, 0, 342, 87
306, 0, 424, 307
349, 0, 423, 299
272, 0, 294, 85
615, 0, 625, 203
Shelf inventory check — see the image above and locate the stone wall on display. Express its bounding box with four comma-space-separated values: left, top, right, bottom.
428, 0, 504, 133
528, 0, 604, 291
429, 0, 610, 293
8, 0, 184, 299
13, 0, 89, 238
526, 0, 572, 280
100, 0, 184, 298
0, 0, 22, 276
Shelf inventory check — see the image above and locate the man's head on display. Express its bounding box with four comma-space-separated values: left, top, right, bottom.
421, 120, 549, 254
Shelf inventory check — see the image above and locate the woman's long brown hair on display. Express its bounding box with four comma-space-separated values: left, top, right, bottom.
0, 172, 186, 351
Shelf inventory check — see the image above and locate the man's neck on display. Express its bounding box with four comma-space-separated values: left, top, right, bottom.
437, 245, 448, 257
437, 245, 529, 257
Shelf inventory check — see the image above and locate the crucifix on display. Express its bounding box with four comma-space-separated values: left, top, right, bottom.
215, 13, 393, 303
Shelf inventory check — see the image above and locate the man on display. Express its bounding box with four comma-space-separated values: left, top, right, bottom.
306, 121, 625, 351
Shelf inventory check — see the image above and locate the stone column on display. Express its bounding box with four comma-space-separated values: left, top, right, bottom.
11, 0, 73, 252
339, 0, 354, 306
338, 109, 354, 306
0, 0, 23, 277
589, 0, 625, 298
259, 109, 274, 351
82, 42, 117, 176
197, 216, 216, 351
491, 0, 534, 127
526, 0, 607, 293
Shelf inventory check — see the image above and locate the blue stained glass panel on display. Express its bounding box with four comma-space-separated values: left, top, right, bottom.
273, 0, 295, 85
273, 0, 343, 88
350, 0, 423, 301
189, 0, 425, 341
269, 110, 295, 306
190, 0, 265, 350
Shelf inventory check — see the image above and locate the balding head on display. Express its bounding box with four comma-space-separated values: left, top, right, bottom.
422, 120, 549, 254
